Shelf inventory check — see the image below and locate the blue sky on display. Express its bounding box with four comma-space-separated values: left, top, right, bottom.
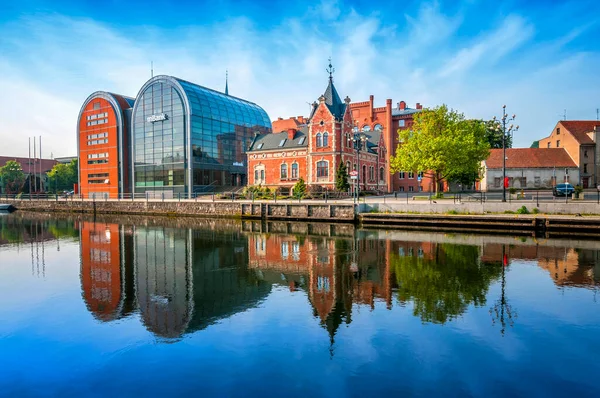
1, 0, 599, 157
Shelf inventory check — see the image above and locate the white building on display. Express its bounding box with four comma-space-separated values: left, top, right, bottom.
481, 148, 580, 191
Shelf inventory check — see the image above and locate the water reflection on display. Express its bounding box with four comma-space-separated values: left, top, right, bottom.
4, 214, 600, 341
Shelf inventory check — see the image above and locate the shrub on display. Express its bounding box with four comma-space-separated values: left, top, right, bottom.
447, 209, 459, 215
292, 177, 307, 199
516, 205, 530, 214
433, 192, 444, 199
504, 210, 515, 214
509, 187, 517, 195
532, 207, 540, 214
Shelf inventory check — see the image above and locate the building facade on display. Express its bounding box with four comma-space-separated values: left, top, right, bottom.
247, 72, 387, 194
130, 75, 271, 198
538, 121, 600, 188
0, 156, 57, 194
77, 92, 134, 199
480, 148, 579, 191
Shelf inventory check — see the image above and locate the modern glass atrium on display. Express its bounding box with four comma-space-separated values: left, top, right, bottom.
131, 75, 271, 197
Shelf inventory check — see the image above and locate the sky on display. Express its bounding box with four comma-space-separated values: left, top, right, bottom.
0, 0, 599, 158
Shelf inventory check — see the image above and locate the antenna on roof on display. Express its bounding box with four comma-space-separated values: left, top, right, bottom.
563, 109, 567, 121
225, 70, 229, 96
596, 108, 599, 121
151, 61, 154, 78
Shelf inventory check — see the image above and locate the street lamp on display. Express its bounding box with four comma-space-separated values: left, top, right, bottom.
492, 105, 519, 202
348, 125, 368, 203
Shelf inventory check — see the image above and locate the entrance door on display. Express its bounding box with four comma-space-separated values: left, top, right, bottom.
583, 177, 589, 188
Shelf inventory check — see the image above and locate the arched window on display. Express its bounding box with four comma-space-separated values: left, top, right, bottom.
379, 167, 385, 181
346, 161, 351, 172
374, 124, 383, 131
362, 125, 371, 132
323, 132, 329, 147
280, 163, 288, 179
316, 133, 322, 147
291, 163, 298, 179
317, 161, 329, 177
362, 165, 367, 182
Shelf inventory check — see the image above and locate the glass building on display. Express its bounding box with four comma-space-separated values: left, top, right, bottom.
131, 75, 271, 198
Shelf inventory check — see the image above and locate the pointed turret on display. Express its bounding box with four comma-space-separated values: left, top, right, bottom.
323, 59, 346, 120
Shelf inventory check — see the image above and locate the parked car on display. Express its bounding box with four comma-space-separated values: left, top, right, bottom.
553, 183, 575, 197
61, 190, 75, 198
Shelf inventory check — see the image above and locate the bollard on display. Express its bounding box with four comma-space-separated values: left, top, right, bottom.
537, 191, 539, 207
406, 192, 409, 204
178, 192, 181, 202
162, 192, 165, 202
274, 192, 277, 203
325, 190, 327, 203
252, 191, 254, 203
231, 192, 234, 202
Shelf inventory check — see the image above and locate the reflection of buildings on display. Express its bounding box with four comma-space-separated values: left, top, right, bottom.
80, 222, 134, 321
247, 228, 393, 345
482, 243, 600, 288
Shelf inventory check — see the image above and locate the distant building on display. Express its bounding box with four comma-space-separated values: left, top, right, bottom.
54, 156, 77, 164
0, 156, 57, 194
480, 148, 579, 191
538, 121, 600, 188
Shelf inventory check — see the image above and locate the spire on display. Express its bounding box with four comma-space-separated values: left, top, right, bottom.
326, 56, 335, 82
225, 70, 229, 96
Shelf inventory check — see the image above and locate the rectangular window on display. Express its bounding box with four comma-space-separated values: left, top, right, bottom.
547, 142, 551, 148
556, 128, 560, 135
399, 171, 405, 179
584, 150, 588, 158
556, 140, 560, 147
419, 186, 423, 191
260, 170, 265, 180
280, 164, 288, 179
291, 163, 298, 178
281, 242, 289, 259
417, 171, 424, 178
409, 186, 414, 192
254, 170, 258, 182
88, 173, 109, 178
399, 186, 404, 192
534, 176, 541, 187
93, 102, 101, 110
316, 161, 328, 177
399, 120, 405, 127
408, 172, 414, 179
494, 177, 502, 188
584, 164, 588, 173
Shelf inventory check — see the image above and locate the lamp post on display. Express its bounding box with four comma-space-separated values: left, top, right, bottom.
492, 106, 519, 202
348, 126, 368, 202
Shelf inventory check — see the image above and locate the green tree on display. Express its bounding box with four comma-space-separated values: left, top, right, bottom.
335, 162, 350, 192
47, 159, 78, 193
392, 243, 502, 324
484, 119, 512, 149
0, 160, 26, 194
390, 105, 490, 194
292, 177, 307, 199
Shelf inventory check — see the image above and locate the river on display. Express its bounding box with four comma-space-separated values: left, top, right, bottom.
1, 212, 599, 397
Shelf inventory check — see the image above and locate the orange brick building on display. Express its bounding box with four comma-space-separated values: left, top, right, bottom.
77, 92, 134, 198
538, 121, 600, 188
247, 70, 387, 194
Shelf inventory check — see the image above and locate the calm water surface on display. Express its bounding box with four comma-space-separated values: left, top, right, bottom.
1, 213, 600, 397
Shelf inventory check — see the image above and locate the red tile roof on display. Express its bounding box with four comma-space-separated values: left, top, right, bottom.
0, 156, 58, 174
485, 148, 576, 169
560, 121, 600, 144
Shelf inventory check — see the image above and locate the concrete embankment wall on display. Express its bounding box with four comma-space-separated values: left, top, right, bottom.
9, 200, 356, 222
359, 201, 600, 215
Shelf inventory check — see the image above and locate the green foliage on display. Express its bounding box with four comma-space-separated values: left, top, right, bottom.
0, 160, 26, 194
574, 185, 584, 194
509, 187, 517, 195
516, 206, 529, 214
47, 159, 78, 193
292, 177, 307, 199
390, 105, 490, 194
335, 162, 350, 192
532, 207, 540, 214
391, 243, 502, 324
503, 210, 515, 214
484, 119, 512, 149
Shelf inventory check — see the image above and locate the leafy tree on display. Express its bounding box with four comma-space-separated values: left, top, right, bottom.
335, 162, 350, 192
292, 177, 307, 199
390, 105, 490, 194
47, 159, 78, 193
391, 243, 502, 324
484, 119, 512, 149
0, 160, 26, 194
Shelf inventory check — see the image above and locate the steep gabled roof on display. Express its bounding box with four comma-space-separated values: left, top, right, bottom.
560, 121, 600, 145
485, 148, 576, 169
323, 78, 346, 120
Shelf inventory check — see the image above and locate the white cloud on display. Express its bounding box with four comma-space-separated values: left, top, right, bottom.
0, 3, 598, 158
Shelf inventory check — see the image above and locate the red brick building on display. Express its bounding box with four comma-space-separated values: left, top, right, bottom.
247, 70, 387, 194
538, 121, 600, 188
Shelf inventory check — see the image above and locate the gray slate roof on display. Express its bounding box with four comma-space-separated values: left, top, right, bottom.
392, 107, 421, 117
248, 126, 309, 151
324, 78, 347, 120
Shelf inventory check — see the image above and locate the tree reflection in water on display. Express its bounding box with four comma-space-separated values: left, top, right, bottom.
391, 243, 503, 324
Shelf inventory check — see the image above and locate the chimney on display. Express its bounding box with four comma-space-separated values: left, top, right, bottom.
297, 116, 303, 123
399, 101, 406, 110
287, 128, 296, 140
278, 117, 283, 120
369, 95, 374, 121
416, 103, 422, 110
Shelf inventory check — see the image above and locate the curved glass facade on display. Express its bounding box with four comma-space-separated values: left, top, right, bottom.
131, 75, 271, 197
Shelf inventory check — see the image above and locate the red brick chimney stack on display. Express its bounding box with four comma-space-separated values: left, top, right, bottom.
287, 129, 295, 140
399, 101, 406, 110
416, 103, 422, 110
369, 95, 374, 121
